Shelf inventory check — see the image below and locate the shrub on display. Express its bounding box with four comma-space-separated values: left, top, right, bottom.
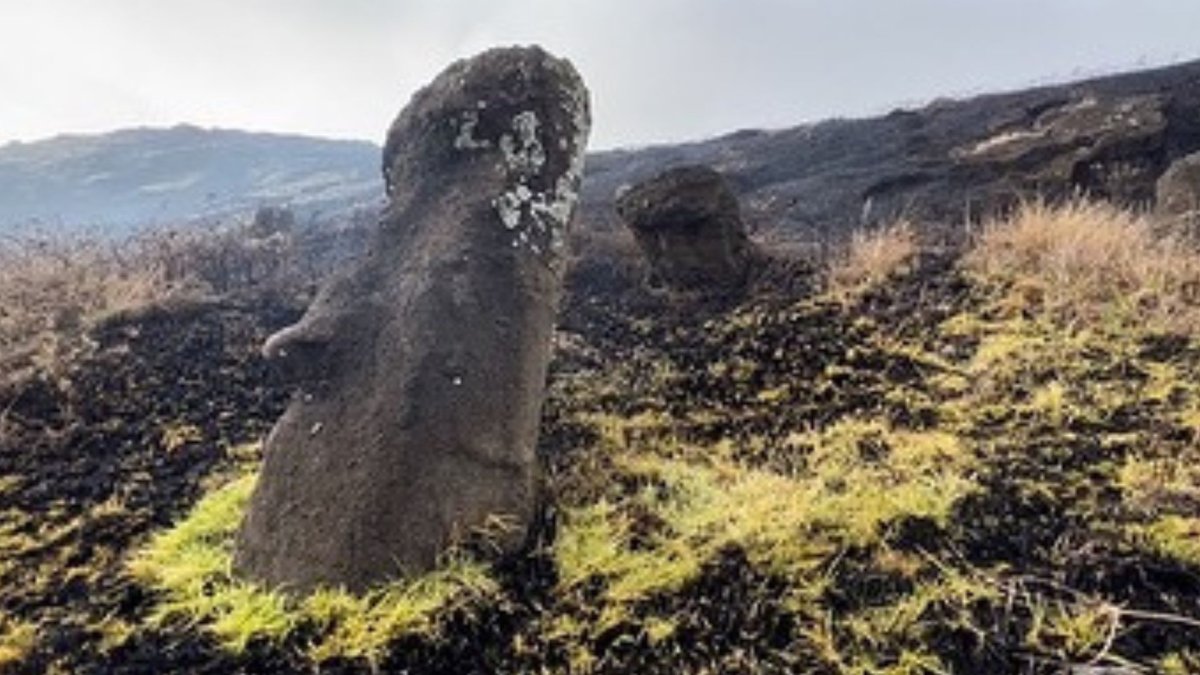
0, 221, 337, 381
0, 235, 198, 378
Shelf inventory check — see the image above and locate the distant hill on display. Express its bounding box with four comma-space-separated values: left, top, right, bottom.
4, 57, 1200, 243
0, 125, 381, 236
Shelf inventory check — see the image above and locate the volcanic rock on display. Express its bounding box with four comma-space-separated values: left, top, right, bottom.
1157, 150, 1200, 230
951, 94, 1168, 204
615, 165, 755, 291
234, 46, 591, 593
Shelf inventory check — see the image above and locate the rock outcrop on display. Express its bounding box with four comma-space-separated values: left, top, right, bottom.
234, 46, 591, 593
950, 94, 1168, 205
615, 165, 754, 291
1157, 150, 1200, 229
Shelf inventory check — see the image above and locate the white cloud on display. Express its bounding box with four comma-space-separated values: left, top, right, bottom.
1, 0, 1198, 150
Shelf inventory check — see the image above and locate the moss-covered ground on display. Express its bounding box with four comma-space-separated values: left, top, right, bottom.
1, 205, 1199, 673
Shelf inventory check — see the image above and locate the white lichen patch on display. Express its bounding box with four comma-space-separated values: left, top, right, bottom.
499, 111, 546, 173
530, 175, 582, 246
492, 162, 584, 258
453, 110, 491, 150
494, 191, 524, 230
491, 87, 590, 261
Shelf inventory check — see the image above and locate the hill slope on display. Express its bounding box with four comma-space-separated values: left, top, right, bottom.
579, 58, 1200, 245
0, 125, 381, 235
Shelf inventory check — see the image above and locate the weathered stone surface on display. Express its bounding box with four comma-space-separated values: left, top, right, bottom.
615, 165, 754, 290
234, 46, 590, 593
1157, 150, 1200, 227
951, 94, 1168, 204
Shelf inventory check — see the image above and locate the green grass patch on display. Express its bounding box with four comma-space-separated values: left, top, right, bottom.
550, 412, 979, 664
1134, 516, 1200, 567
128, 458, 498, 664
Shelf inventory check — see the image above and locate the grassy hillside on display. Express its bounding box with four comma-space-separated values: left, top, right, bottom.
1, 203, 1199, 673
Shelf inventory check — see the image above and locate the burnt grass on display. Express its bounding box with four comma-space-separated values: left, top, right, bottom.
1, 253, 1199, 673
0, 298, 300, 673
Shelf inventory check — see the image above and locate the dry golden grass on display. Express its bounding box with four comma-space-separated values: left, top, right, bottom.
826, 221, 917, 298
0, 236, 197, 377
964, 200, 1200, 330
0, 225, 311, 380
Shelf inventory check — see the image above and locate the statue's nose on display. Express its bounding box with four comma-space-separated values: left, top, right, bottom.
262, 318, 335, 386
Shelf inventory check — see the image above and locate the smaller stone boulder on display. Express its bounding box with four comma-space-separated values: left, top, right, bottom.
1157, 151, 1200, 228
615, 165, 755, 291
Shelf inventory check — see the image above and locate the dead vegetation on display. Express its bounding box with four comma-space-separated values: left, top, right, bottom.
0, 212, 352, 385
0, 234, 195, 377
825, 221, 918, 299
964, 199, 1200, 330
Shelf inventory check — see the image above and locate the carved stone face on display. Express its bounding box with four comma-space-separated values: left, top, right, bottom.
235, 46, 591, 593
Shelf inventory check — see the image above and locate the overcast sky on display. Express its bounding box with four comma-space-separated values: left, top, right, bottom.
2, 0, 1199, 150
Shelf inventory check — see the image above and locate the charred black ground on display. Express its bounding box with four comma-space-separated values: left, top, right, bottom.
1, 238, 1199, 673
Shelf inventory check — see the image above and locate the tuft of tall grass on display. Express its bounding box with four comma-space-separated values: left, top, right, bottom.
826, 221, 917, 298
964, 200, 1200, 331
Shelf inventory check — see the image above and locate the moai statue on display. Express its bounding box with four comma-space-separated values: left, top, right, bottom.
235, 46, 590, 593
